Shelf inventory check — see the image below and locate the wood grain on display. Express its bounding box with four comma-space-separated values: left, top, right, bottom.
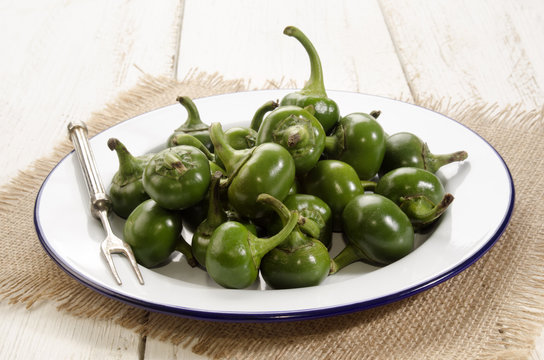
0, 0, 182, 358
0, 0, 183, 184
378, 0, 544, 109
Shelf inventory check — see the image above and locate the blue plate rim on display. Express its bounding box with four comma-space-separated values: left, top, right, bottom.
33, 89, 515, 322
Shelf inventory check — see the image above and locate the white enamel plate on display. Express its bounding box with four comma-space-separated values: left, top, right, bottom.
35, 90, 514, 322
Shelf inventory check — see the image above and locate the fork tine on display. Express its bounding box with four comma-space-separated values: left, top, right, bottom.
122, 247, 145, 285
102, 247, 122, 285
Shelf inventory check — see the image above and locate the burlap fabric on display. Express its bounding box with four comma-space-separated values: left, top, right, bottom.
1, 72, 543, 359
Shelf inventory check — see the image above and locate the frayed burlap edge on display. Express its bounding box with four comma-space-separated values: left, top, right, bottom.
1, 71, 543, 359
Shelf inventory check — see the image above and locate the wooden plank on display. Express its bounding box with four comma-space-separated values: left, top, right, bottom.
0, 0, 183, 359
176, 0, 411, 99
0, 0, 183, 184
378, 0, 544, 109
0, 302, 140, 359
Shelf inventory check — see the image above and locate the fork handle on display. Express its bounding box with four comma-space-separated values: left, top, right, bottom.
67, 121, 112, 219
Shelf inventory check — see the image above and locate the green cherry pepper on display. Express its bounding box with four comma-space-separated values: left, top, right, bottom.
280, 26, 340, 133
143, 145, 211, 210
330, 194, 414, 273
123, 199, 196, 268
380, 132, 468, 174
258, 194, 331, 289
250, 99, 279, 132
210, 122, 295, 218
107, 138, 153, 218
375, 167, 454, 230
167, 96, 213, 151
302, 160, 364, 231
205, 206, 299, 289
324, 112, 386, 180
256, 105, 325, 175
225, 126, 257, 150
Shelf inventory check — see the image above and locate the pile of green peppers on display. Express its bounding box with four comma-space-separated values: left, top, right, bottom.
106, 26, 468, 289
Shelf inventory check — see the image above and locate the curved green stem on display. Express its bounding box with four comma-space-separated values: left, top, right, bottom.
206, 171, 226, 226
250, 209, 299, 260
298, 217, 321, 239
250, 99, 279, 131
283, 26, 326, 95
257, 193, 291, 225
175, 236, 197, 267
400, 193, 454, 226
323, 125, 345, 158
209, 122, 252, 177
423, 143, 468, 173
107, 138, 143, 184
170, 133, 214, 160
175, 96, 208, 132
330, 244, 365, 274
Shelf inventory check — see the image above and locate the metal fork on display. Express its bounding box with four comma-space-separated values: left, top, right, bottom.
67, 121, 144, 285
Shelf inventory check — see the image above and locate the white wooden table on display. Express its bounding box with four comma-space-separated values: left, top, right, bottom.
1, 1, 543, 358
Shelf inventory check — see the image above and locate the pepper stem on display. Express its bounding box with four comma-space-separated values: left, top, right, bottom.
249, 208, 299, 261
423, 143, 468, 173
297, 217, 321, 240
209, 122, 252, 177
250, 99, 279, 131
323, 122, 346, 158
399, 193, 454, 227
107, 138, 143, 184
206, 171, 227, 227
170, 133, 214, 160
175, 96, 208, 132
329, 244, 367, 275
175, 236, 197, 267
257, 193, 291, 225
370, 110, 381, 119
164, 152, 187, 174
284, 26, 326, 95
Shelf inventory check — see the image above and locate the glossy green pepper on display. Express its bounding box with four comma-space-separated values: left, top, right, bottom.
258, 194, 331, 289
143, 145, 211, 210
302, 160, 364, 231
330, 194, 414, 273
167, 96, 213, 151
380, 132, 468, 174
107, 138, 153, 218
225, 126, 257, 150
210, 122, 295, 218
249, 99, 279, 132
324, 112, 386, 180
280, 26, 340, 133
375, 167, 454, 230
123, 199, 196, 268
205, 207, 299, 289
256, 105, 325, 175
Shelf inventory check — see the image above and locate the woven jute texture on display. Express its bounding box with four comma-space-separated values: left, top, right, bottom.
1, 72, 543, 359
